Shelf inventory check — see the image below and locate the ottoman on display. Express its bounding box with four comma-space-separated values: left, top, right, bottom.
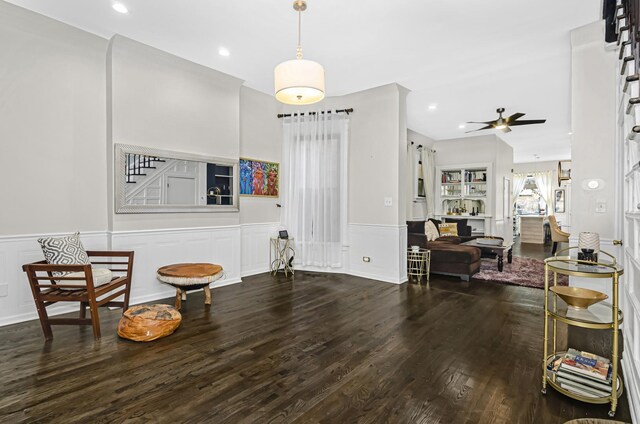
117, 304, 181, 342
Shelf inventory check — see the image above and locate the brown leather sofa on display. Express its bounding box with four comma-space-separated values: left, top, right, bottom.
407, 219, 482, 281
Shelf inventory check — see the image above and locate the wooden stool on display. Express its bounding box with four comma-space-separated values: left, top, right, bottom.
156, 263, 223, 309
117, 304, 181, 342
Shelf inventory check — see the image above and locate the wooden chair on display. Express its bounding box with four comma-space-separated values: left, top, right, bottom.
548, 215, 570, 255
22, 251, 134, 340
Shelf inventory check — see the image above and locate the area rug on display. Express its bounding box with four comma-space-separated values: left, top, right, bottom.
472, 256, 568, 289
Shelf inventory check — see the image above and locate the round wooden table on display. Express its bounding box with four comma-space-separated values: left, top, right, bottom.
156, 263, 223, 309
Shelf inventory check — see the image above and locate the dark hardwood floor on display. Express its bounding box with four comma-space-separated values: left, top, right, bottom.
0, 269, 631, 423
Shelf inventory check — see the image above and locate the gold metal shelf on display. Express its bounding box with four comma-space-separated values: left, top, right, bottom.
541, 248, 624, 417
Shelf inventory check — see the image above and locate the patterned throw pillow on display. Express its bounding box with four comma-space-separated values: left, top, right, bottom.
37, 232, 90, 277
425, 220, 440, 241
438, 223, 459, 237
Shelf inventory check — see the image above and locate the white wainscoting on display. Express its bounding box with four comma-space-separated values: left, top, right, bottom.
111, 226, 242, 305
348, 223, 408, 284
240, 222, 280, 277
0, 231, 109, 326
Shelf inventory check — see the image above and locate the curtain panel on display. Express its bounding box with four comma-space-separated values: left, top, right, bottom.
281, 113, 349, 268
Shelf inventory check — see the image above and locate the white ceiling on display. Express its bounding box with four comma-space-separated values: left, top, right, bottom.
7, 0, 600, 163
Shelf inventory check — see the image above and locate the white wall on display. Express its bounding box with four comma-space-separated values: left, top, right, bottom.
108, 35, 244, 232
570, 22, 617, 242
0, 1, 108, 236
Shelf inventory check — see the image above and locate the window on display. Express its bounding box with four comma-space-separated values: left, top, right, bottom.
515, 177, 547, 215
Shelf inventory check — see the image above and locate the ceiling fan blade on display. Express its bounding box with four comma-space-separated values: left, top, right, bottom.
500, 126, 512, 133
505, 112, 525, 123
467, 121, 497, 125
508, 119, 546, 126
465, 125, 494, 133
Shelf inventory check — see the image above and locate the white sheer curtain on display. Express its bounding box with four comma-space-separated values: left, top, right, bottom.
281, 112, 348, 268
532, 171, 553, 215
512, 173, 527, 206
421, 148, 436, 218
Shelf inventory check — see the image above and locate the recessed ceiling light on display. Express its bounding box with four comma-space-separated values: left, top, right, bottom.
218, 47, 230, 57
458, 124, 466, 129
428, 104, 437, 111
112, 2, 128, 14
568, 132, 573, 135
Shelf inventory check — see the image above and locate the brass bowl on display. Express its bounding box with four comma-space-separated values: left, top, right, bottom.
549, 286, 608, 309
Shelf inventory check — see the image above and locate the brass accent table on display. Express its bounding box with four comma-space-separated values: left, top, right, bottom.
542, 248, 624, 417
407, 248, 430, 283
270, 237, 295, 277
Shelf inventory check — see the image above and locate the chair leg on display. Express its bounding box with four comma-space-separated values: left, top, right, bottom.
552, 242, 558, 255
123, 278, 132, 311
88, 299, 101, 339
79, 301, 87, 319
34, 295, 53, 341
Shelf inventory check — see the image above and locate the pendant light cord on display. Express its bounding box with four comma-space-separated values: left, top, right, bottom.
296, 7, 303, 59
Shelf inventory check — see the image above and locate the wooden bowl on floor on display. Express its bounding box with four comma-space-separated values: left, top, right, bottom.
549, 286, 608, 309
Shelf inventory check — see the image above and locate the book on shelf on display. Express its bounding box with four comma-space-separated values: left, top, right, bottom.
559, 348, 611, 382
556, 370, 612, 393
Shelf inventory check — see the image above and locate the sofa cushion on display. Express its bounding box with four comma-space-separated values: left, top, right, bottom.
407, 220, 425, 234
438, 223, 458, 236
425, 220, 440, 241
444, 218, 469, 236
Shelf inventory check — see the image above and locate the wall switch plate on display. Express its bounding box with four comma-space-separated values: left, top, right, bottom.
0, 284, 7, 297
596, 201, 606, 213
363, 256, 371, 263
384, 197, 392, 207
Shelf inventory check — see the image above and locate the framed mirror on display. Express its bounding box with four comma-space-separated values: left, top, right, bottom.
115, 144, 239, 214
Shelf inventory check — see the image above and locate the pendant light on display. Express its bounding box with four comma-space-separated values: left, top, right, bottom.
274, 0, 325, 105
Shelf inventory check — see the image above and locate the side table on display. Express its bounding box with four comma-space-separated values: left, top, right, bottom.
270, 237, 294, 277
407, 248, 430, 283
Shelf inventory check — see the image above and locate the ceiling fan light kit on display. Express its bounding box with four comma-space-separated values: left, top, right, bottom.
274, 0, 325, 105
466, 107, 546, 133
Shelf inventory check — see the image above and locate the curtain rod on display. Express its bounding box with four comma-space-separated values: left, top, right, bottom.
277, 108, 354, 118
410, 141, 436, 153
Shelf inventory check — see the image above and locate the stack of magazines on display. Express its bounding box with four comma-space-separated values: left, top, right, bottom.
547, 348, 613, 398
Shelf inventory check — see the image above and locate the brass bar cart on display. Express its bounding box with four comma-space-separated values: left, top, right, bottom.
542, 247, 624, 417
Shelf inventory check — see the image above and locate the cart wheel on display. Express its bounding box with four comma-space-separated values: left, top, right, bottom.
541, 388, 546, 395
608, 410, 615, 418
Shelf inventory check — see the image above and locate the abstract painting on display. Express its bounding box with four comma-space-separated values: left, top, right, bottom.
240, 158, 279, 197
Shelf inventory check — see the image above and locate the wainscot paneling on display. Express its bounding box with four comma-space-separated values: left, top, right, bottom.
240, 222, 280, 277
0, 231, 109, 326
347, 224, 408, 284
110, 226, 242, 305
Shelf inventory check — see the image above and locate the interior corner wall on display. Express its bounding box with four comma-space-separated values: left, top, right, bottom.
239, 86, 282, 276
279, 83, 407, 282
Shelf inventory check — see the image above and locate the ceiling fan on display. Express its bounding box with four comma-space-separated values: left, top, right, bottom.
466, 108, 546, 133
